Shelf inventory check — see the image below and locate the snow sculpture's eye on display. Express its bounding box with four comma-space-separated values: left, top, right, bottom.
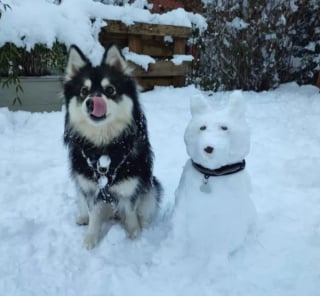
80, 86, 89, 97
200, 125, 207, 131
221, 125, 228, 131
105, 85, 115, 96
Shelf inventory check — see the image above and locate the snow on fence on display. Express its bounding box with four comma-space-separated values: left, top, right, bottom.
99, 20, 193, 90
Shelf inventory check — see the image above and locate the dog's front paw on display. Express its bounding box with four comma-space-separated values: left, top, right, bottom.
83, 231, 99, 249
127, 226, 141, 239
76, 215, 89, 225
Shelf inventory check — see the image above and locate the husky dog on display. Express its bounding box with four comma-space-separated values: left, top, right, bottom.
63, 44, 162, 249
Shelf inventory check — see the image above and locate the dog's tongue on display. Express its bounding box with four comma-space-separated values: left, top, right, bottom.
91, 96, 106, 118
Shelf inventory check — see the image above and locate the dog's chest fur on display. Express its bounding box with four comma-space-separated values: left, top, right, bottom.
66, 126, 153, 199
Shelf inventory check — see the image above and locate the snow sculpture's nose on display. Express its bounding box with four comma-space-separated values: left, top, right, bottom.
204, 146, 214, 154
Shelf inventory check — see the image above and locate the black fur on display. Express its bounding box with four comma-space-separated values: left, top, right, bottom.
63, 45, 162, 206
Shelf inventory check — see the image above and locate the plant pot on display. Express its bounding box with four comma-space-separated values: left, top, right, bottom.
0, 76, 64, 112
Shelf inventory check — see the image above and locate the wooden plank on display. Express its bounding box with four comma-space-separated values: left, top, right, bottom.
98, 20, 193, 90
140, 36, 174, 57
102, 20, 192, 38
174, 37, 186, 54
141, 42, 173, 57
129, 23, 192, 37
128, 35, 142, 53
102, 20, 128, 34
99, 32, 128, 49
135, 76, 186, 91
130, 60, 191, 77
316, 72, 320, 88
172, 76, 186, 86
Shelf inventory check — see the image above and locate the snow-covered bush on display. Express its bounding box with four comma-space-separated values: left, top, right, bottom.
0, 0, 10, 18
195, 0, 320, 91
0, 1, 23, 104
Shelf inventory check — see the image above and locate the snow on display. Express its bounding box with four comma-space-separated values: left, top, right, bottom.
173, 93, 256, 258
171, 54, 194, 65
305, 42, 316, 52
122, 49, 193, 69
227, 17, 249, 30
1, 82, 320, 296
0, 0, 207, 64
122, 47, 155, 71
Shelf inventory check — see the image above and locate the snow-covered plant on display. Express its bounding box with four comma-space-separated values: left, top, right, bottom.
0, 0, 10, 18
0, 1, 23, 105
195, 0, 320, 91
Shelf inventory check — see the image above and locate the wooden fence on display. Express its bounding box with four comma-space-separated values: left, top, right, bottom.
99, 20, 193, 90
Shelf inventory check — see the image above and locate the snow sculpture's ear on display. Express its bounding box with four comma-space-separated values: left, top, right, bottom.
65, 45, 89, 81
102, 44, 130, 74
228, 90, 246, 120
190, 94, 210, 117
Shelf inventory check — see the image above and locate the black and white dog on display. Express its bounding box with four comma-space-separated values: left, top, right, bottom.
63, 44, 162, 249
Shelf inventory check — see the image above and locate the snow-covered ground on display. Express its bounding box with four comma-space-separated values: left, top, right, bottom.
0, 83, 319, 296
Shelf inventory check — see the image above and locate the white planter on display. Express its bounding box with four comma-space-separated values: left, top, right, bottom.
0, 76, 64, 112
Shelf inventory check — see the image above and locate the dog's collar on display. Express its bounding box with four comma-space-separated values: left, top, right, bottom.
192, 159, 246, 177
80, 148, 132, 205
192, 159, 246, 194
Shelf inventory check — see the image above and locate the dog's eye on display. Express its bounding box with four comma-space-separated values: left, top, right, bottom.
221, 125, 228, 131
80, 86, 89, 97
105, 85, 115, 96
200, 125, 207, 131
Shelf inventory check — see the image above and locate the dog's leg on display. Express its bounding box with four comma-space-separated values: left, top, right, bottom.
84, 202, 114, 249
75, 174, 95, 226
137, 189, 158, 229
137, 179, 162, 228
76, 191, 89, 225
120, 202, 141, 239
110, 177, 141, 238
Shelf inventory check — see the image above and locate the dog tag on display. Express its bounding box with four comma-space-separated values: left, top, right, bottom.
98, 175, 108, 189
200, 175, 211, 194
200, 183, 211, 194
97, 155, 111, 175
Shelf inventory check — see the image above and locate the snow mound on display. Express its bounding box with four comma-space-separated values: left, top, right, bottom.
0, 83, 319, 295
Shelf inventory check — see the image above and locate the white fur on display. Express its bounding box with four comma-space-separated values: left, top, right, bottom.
83, 79, 92, 89
101, 78, 111, 88
65, 47, 87, 81
68, 94, 134, 146
103, 45, 131, 75
110, 177, 139, 198
173, 93, 256, 256
76, 174, 156, 248
84, 202, 115, 249
75, 174, 97, 223
137, 186, 159, 228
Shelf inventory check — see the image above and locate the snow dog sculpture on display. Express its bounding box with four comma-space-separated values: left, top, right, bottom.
173, 92, 256, 257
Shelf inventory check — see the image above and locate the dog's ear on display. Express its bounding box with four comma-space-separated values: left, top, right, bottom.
65, 45, 89, 81
190, 94, 210, 117
228, 90, 246, 120
102, 45, 130, 74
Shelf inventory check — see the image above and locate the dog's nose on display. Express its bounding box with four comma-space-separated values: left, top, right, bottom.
204, 146, 214, 154
86, 99, 93, 113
